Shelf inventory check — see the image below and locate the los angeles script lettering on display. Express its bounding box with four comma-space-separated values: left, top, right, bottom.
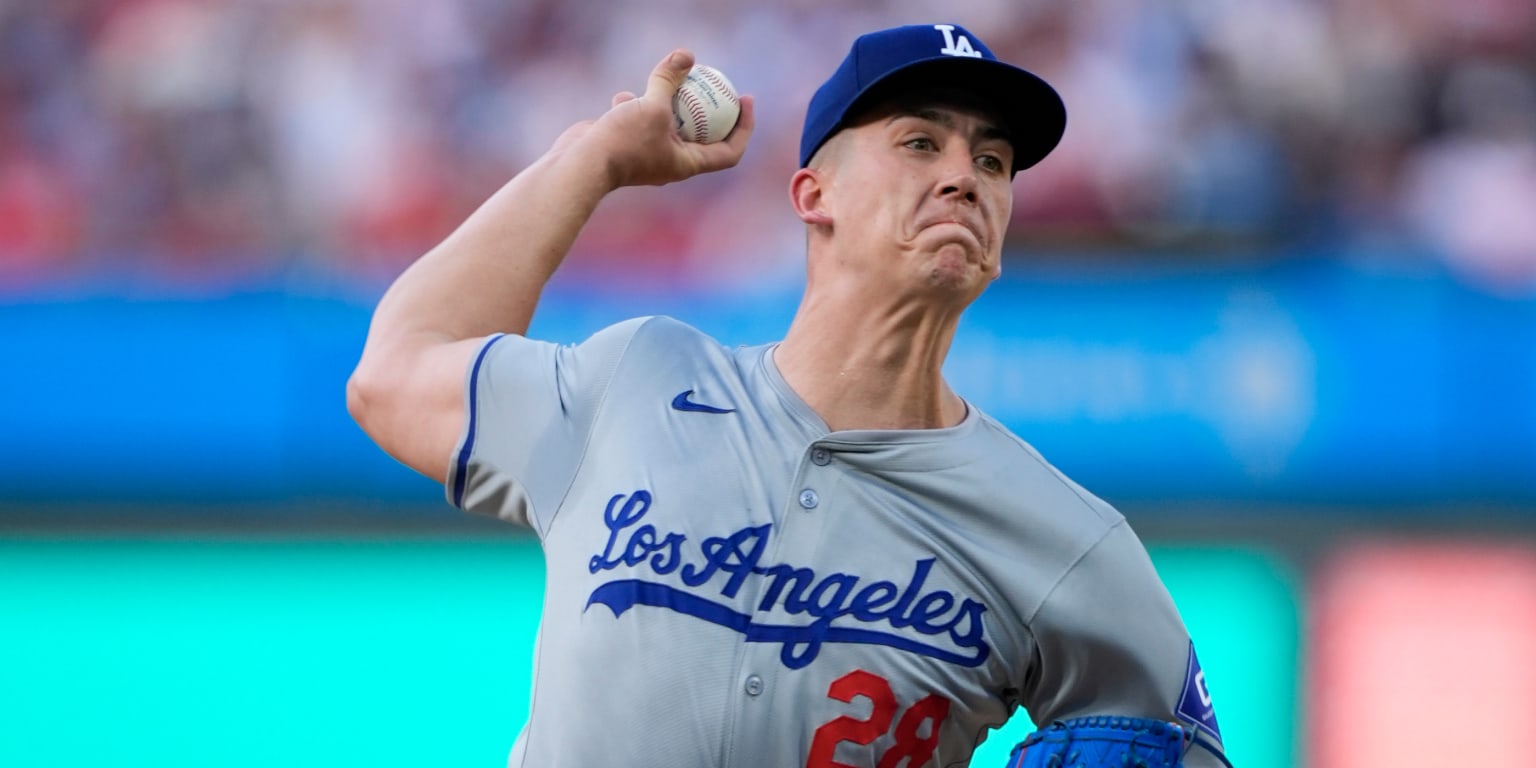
586, 490, 990, 669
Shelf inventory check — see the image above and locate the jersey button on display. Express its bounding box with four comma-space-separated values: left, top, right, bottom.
745, 675, 764, 696
810, 447, 831, 466
798, 489, 820, 509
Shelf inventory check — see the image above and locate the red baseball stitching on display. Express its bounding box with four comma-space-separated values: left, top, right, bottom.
678, 89, 709, 141
697, 68, 739, 105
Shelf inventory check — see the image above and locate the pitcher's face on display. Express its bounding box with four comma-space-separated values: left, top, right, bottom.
819, 101, 1014, 298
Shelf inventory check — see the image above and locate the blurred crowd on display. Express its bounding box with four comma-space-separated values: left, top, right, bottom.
2, 0, 1536, 292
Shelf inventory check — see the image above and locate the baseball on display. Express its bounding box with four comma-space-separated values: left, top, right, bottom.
673, 64, 740, 144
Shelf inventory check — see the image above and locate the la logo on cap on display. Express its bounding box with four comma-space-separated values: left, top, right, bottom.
935, 24, 982, 58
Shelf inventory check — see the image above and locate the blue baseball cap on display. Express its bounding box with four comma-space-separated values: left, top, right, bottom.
800, 24, 1066, 175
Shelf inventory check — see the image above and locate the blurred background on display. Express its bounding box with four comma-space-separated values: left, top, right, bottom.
2, 0, 1535, 766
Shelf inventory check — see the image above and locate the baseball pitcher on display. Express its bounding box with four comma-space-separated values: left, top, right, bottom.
349, 22, 1231, 768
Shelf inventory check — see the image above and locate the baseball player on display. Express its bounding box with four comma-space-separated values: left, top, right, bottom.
349, 23, 1230, 768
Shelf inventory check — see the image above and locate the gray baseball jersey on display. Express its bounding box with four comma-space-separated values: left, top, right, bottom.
448, 316, 1227, 768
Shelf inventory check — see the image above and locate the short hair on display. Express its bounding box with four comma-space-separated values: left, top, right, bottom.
805, 130, 848, 170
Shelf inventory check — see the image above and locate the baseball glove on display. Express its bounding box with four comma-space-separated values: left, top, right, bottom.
1004, 716, 1186, 768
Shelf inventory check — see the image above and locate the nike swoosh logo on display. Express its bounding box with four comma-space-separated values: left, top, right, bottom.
672, 389, 736, 414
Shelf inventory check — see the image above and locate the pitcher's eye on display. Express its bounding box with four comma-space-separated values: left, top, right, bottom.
976, 154, 1005, 173
904, 137, 937, 152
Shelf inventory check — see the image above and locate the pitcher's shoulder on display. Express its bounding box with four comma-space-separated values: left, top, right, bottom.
970, 406, 1126, 529
600, 316, 760, 388
621, 315, 732, 355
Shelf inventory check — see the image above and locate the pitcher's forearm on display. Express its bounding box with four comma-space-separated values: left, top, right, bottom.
346, 49, 751, 484
361, 47, 753, 355
367, 145, 615, 348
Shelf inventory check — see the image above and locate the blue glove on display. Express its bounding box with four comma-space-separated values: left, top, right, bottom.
1005, 716, 1186, 768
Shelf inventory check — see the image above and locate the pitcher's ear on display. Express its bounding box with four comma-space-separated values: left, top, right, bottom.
790, 167, 832, 226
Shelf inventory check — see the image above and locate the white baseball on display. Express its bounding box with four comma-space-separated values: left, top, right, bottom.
672, 64, 740, 144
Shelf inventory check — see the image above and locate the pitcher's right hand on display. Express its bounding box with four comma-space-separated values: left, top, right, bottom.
554, 49, 756, 190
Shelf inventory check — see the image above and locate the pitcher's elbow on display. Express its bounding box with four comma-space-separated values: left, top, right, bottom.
346, 366, 382, 434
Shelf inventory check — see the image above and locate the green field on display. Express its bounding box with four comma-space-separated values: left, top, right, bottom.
0, 536, 1296, 767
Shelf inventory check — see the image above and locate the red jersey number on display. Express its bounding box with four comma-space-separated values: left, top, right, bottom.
806, 670, 952, 768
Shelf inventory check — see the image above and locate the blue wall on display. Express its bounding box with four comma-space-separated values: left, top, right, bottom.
3, 259, 1533, 510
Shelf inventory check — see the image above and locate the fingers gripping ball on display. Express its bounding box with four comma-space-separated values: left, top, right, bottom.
673, 64, 740, 144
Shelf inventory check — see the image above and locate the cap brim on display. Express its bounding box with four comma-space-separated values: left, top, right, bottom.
837, 56, 1066, 174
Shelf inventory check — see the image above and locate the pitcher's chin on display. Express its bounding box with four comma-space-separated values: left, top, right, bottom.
922, 246, 990, 294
